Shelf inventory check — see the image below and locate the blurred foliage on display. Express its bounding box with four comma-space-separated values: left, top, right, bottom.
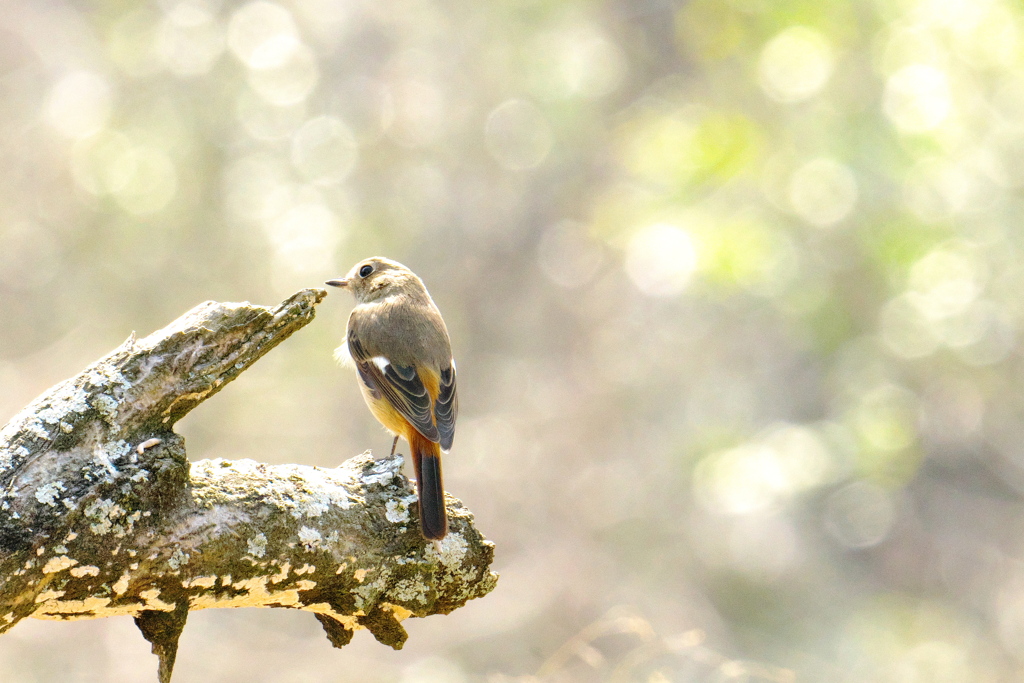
3, 0, 1024, 680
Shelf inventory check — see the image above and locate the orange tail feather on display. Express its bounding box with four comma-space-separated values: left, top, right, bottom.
410, 431, 447, 540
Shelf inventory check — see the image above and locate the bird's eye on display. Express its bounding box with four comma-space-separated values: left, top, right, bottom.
359, 264, 374, 278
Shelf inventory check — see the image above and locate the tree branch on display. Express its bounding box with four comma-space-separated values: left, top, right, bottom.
0, 289, 498, 682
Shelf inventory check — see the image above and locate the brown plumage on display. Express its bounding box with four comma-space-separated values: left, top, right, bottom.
326, 257, 457, 540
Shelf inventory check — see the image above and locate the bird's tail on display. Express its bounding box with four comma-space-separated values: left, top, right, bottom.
410, 431, 447, 540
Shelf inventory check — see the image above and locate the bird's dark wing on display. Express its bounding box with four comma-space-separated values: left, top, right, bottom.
435, 362, 457, 451
348, 329, 440, 442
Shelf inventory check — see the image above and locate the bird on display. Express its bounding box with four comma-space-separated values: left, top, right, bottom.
326, 257, 457, 540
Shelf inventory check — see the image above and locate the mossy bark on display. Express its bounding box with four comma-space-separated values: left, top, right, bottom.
0, 289, 498, 683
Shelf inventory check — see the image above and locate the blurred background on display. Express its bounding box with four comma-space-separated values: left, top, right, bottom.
0, 0, 1022, 680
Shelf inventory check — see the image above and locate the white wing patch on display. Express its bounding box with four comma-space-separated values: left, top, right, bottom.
371, 356, 390, 372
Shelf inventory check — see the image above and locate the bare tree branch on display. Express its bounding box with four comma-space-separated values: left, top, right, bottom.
0, 289, 498, 683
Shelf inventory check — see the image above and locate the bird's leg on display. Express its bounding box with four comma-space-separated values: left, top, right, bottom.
390, 435, 399, 456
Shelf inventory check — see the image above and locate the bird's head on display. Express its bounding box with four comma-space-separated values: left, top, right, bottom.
326, 257, 422, 304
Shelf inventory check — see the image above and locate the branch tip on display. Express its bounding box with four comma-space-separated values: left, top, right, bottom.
315, 613, 355, 649
134, 601, 189, 683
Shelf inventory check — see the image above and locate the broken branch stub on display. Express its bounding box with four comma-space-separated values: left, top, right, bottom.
0, 289, 498, 683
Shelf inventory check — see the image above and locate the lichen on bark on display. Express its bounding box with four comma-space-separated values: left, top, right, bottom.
0, 289, 498, 683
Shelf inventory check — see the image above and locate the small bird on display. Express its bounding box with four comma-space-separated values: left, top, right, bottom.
326, 258, 457, 540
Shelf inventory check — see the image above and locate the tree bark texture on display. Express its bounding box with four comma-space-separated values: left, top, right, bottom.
0, 289, 498, 682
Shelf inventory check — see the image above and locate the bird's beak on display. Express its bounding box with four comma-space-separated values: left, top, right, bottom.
325, 279, 349, 288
